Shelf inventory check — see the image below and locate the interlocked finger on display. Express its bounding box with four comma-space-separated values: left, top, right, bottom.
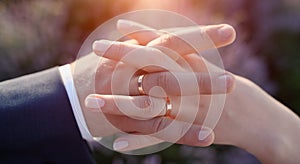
129, 72, 234, 97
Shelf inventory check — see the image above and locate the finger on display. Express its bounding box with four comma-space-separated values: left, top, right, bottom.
117, 20, 198, 63
117, 19, 236, 52
83, 108, 215, 147
131, 72, 235, 96
85, 94, 167, 119
116, 19, 236, 56
147, 24, 236, 56
117, 19, 160, 45
182, 53, 233, 86
183, 53, 210, 72
85, 94, 213, 124
85, 95, 199, 126
111, 118, 215, 151
92, 40, 183, 72
113, 135, 164, 151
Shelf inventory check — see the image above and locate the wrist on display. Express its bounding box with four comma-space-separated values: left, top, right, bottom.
214, 76, 258, 145
59, 64, 95, 143
71, 54, 109, 136
221, 76, 300, 163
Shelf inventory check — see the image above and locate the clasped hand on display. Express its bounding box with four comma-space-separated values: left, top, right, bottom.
75, 20, 236, 151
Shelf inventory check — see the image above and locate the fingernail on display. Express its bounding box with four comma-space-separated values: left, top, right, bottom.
117, 19, 135, 29
218, 25, 233, 39
92, 40, 112, 54
117, 19, 153, 31
218, 74, 234, 90
113, 140, 129, 151
85, 96, 105, 109
198, 128, 211, 141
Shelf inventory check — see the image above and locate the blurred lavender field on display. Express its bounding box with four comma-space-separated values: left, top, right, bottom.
1, 0, 299, 163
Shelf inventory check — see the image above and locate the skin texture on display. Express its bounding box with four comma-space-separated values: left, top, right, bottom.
216, 76, 300, 164
72, 23, 236, 147
86, 20, 300, 163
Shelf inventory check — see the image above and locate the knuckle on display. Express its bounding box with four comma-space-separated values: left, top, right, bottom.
135, 96, 151, 109
159, 34, 175, 47
144, 97, 152, 108
178, 124, 188, 139
197, 73, 204, 87
176, 124, 199, 145
199, 96, 210, 111
152, 117, 168, 132
197, 73, 209, 92
116, 42, 126, 56
157, 72, 179, 95
145, 47, 162, 63
157, 72, 169, 90
150, 97, 165, 116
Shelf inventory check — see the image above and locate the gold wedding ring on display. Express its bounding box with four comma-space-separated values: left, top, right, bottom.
138, 74, 173, 117
137, 75, 146, 95
165, 97, 173, 118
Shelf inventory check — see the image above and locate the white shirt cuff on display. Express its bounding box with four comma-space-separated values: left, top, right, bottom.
59, 64, 95, 143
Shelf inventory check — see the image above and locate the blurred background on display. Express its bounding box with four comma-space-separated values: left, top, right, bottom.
1, 0, 299, 163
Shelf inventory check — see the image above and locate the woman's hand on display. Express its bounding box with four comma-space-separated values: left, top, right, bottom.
83, 20, 235, 149
72, 22, 236, 144
86, 20, 300, 163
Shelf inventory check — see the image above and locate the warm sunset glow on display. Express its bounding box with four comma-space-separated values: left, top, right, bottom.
1, 0, 300, 163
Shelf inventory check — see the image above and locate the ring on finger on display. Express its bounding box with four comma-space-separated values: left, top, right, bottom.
137, 74, 146, 95
165, 97, 173, 118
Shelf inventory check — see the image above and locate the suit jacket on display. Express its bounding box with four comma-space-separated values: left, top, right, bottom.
0, 67, 95, 164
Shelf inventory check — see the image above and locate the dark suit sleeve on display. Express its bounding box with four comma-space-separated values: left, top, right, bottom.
0, 67, 95, 164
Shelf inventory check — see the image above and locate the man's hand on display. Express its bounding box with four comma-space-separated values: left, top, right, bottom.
81, 20, 236, 151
